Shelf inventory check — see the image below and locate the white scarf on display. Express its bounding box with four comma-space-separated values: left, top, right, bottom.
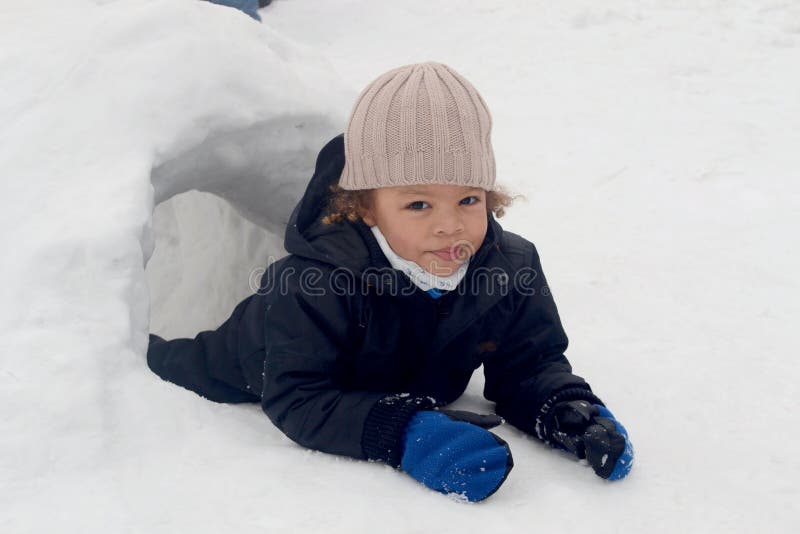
370, 225, 469, 294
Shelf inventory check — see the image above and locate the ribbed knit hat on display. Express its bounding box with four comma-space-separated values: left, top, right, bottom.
339, 61, 496, 191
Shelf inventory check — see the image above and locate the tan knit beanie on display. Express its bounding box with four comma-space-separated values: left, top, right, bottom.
339, 61, 496, 191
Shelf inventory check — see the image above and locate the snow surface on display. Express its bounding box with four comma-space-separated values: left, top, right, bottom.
2, 0, 799, 532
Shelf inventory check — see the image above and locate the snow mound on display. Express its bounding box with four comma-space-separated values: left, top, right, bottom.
1, 1, 348, 530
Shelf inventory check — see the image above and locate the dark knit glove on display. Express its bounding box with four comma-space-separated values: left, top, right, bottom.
550, 400, 634, 480
400, 409, 514, 502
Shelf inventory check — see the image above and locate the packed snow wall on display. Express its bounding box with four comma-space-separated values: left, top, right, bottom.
0, 2, 349, 526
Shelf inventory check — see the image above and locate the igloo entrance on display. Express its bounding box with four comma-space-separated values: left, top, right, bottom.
145, 118, 338, 339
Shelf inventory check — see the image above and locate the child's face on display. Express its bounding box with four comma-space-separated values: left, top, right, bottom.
361, 184, 488, 276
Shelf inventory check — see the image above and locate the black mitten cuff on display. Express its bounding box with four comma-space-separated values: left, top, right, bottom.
535, 387, 604, 444
361, 394, 438, 468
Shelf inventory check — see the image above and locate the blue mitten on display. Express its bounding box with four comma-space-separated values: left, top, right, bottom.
550, 401, 634, 480
400, 409, 513, 502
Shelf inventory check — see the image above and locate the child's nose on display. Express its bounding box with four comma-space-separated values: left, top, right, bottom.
433, 212, 465, 236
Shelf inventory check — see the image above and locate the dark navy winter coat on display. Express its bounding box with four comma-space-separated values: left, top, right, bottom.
147, 134, 602, 467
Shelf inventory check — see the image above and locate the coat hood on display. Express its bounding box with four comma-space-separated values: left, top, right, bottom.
283, 134, 504, 281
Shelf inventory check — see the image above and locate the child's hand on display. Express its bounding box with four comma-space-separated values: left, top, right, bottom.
400, 409, 513, 502
550, 401, 634, 480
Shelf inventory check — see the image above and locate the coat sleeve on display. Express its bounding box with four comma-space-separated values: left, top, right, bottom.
482, 242, 604, 443
260, 260, 436, 466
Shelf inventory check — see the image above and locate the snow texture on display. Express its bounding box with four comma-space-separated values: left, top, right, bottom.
1, 0, 798, 532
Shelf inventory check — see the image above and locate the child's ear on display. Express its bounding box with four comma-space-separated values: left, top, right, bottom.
361, 209, 376, 227
360, 191, 376, 226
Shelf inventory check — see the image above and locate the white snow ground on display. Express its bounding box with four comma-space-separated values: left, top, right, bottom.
1, 0, 798, 532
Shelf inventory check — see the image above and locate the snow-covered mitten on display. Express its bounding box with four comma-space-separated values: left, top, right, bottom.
400, 409, 513, 502
549, 400, 634, 480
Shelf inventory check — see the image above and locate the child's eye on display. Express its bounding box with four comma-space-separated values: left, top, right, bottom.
460, 196, 480, 206
406, 201, 430, 210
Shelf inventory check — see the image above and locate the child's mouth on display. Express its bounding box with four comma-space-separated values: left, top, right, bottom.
431, 247, 465, 263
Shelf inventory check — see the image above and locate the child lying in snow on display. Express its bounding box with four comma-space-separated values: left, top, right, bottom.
147, 61, 634, 502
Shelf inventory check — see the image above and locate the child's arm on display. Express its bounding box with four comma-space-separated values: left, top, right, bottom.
261, 269, 515, 501
483, 242, 603, 435
259, 258, 436, 467
255, 258, 515, 500
482, 241, 633, 479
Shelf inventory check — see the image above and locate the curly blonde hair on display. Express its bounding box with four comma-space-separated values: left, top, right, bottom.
321, 184, 521, 225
